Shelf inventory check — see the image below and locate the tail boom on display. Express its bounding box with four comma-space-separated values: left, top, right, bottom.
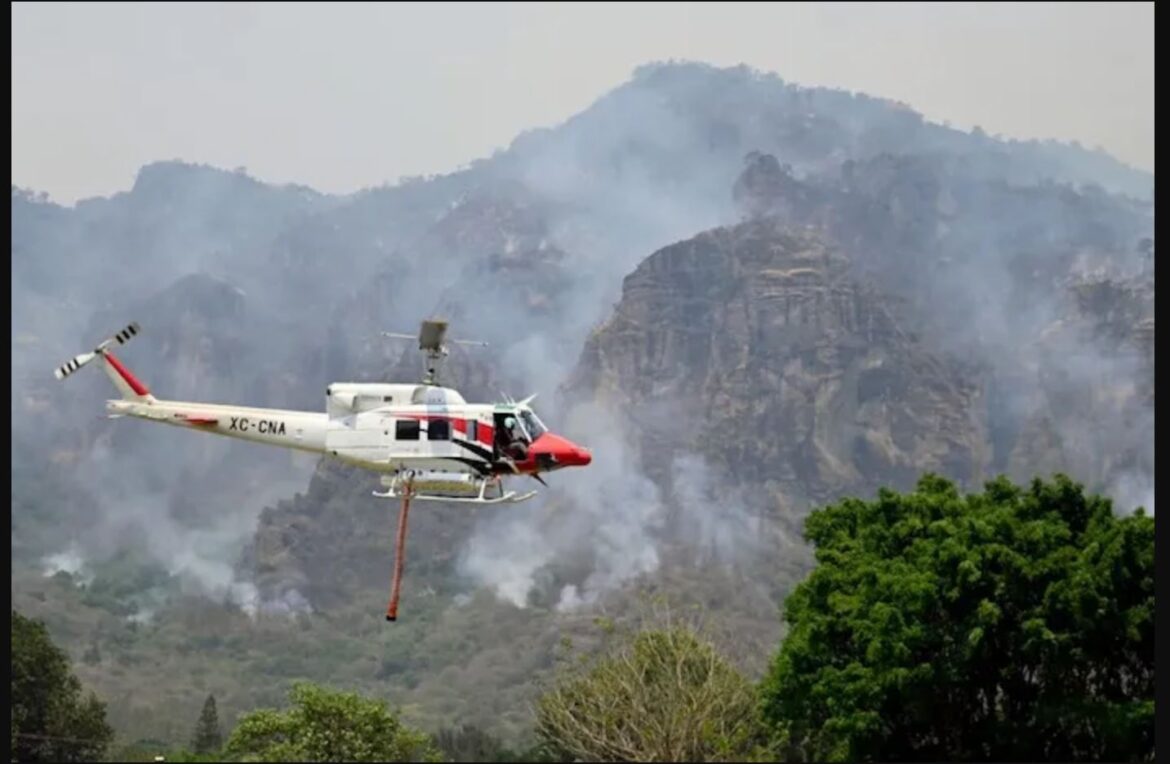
60, 322, 328, 457
106, 398, 328, 455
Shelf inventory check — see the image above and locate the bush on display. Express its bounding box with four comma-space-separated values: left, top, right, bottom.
535, 623, 769, 761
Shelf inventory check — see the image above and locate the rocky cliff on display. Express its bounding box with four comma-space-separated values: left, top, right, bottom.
569, 218, 990, 510
571, 152, 1153, 522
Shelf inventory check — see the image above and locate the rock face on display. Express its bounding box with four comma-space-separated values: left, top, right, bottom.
570, 218, 989, 508
572, 151, 1153, 518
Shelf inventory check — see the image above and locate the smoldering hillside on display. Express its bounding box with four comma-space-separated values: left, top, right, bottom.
11, 60, 1153, 743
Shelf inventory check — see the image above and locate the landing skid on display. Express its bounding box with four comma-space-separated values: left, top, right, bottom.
371, 473, 538, 504
372, 488, 538, 504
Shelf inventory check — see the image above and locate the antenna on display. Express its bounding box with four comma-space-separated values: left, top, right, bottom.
382, 319, 488, 386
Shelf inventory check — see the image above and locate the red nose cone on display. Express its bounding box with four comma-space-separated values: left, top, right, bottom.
529, 433, 592, 471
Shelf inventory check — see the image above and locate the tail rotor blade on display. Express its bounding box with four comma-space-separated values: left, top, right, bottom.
113, 322, 140, 345
54, 352, 96, 380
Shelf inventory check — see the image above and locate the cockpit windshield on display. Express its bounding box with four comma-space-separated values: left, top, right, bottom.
518, 409, 547, 440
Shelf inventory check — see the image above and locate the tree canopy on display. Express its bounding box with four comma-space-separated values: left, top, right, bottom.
760, 474, 1154, 762
535, 622, 769, 762
11, 610, 114, 762
223, 681, 441, 762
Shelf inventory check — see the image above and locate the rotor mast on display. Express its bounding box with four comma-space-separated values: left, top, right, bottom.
382, 319, 487, 387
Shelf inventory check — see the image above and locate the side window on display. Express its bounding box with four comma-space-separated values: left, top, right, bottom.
395, 420, 420, 440
466, 420, 478, 442
429, 419, 450, 441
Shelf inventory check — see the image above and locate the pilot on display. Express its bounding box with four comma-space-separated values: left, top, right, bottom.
503, 416, 528, 460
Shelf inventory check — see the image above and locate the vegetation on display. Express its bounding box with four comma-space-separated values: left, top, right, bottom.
11, 610, 114, 762
190, 694, 224, 755
432, 724, 521, 762
10, 474, 1155, 762
760, 474, 1155, 762
224, 681, 443, 762
535, 621, 769, 762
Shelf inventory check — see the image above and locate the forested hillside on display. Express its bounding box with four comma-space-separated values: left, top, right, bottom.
11, 61, 1153, 750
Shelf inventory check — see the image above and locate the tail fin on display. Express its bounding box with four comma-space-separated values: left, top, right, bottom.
54, 322, 156, 403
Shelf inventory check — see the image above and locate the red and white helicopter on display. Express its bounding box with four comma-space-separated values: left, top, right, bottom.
54, 319, 592, 505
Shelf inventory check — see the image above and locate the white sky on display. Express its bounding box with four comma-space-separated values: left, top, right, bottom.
12, 2, 1154, 205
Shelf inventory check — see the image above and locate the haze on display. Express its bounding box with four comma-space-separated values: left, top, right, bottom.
12, 1, 1154, 205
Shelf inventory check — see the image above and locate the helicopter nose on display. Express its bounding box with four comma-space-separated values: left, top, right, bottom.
531, 433, 592, 469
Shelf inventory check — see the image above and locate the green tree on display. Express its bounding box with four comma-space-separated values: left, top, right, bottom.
761, 474, 1154, 762
224, 682, 441, 762
535, 623, 769, 762
190, 694, 224, 754
11, 610, 114, 762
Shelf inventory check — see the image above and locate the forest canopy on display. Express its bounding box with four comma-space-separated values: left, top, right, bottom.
760, 474, 1154, 762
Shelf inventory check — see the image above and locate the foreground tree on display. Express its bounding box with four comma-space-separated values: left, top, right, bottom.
11, 610, 114, 762
190, 694, 224, 755
224, 682, 441, 762
535, 623, 769, 761
761, 474, 1154, 762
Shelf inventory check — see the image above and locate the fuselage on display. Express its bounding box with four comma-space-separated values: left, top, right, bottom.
105, 382, 591, 477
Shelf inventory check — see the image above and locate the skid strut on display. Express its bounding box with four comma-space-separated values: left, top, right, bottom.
385, 474, 414, 621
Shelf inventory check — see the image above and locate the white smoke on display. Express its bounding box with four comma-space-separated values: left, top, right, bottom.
460, 519, 559, 608
555, 584, 586, 612
459, 400, 779, 613
41, 545, 94, 586
669, 454, 768, 565
61, 437, 313, 619
228, 583, 313, 617
457, 401, 665, 611
127, 608, 156, 625
1109, 471, 1155, 516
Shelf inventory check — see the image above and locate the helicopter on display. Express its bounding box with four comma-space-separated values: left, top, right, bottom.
54, 319, 593, 505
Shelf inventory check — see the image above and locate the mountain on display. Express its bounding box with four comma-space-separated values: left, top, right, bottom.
11, 61, 1153, 748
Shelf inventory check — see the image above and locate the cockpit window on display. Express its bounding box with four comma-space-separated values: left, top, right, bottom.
519, 409, 547, 440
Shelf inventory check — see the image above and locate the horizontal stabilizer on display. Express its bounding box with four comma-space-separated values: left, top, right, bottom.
175, 413, 219, 426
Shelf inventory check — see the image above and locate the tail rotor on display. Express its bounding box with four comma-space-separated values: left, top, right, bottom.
54, 322, 141, 380
53, 322, 152, 401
